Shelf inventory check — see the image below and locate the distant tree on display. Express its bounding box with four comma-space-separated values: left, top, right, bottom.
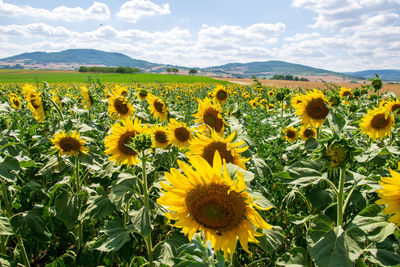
172, 67, 179, 74
78, 66, 88, 72
272, 74, 284, 80
189, 68, 198, 75
299, 77, 309, 81
166, 68, 172, 74
294, 76, 299, 81
284, 75, 294, 80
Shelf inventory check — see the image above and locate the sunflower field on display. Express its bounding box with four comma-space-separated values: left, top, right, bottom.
0, 77, 399, 266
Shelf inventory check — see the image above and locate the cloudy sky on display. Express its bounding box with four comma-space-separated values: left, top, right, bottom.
0, 0, 399, 72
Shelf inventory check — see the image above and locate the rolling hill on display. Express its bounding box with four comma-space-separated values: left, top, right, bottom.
345, 70, 400, 81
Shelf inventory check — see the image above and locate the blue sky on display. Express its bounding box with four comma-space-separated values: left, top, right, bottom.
0, 0, 399, 71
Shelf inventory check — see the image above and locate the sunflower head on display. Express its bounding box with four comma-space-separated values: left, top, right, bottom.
157, 151, 272, 258
137, 89, 148, 101
148, 95, 169, 121
359, 107, 394, 141
50, 130, 88, 156
283, 126, 298, 143
108, 94, 134, 120
324, 144, 348, 168
193, 98, 226, 134
9, 95, 21, 109
376, 168, 400, 226
213, 85, 228, 104
168, 119, 192, 149
294, 89, 330, 127
386, 99, 400, 115
151, 125, 170, 149
188, 131, 248, 169
300, 126, 316, 141
81, 86, 93, 110
339, 87, 352, 98
23, 85, 45, 122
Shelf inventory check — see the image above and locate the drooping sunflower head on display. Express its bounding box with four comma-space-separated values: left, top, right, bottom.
168, 119, 192, 149
213, 85, 228, 104
188, 131, 248, 169
108, 94, 134, 120
376, 168, 400, 226
80, 86, 93, 110
294, 89, 330, 127
359, 107, 394, 141
50, 130, 88, 156
300, 126, 316, 141
386, 99, 400, 115
193, 98, 226, 134
104, 118, 147, 166
151, 124, 170, 149
23, 85, 45, 122
157, 151, 272, 258
147, 95, 169, 121
339, 87, 352, 98
283, 126, 298, 143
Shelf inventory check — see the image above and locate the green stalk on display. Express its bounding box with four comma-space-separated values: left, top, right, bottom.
280, 101, 284, 127
48, 97, 64, 122
337, 166, 346, 226
75, 156, 83, 252
1, 183, 31, 267
141, 151, 153, 267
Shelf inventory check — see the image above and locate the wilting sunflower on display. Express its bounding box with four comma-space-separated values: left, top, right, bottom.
147, 95, 168, 121
193, 98, 226, 134
188, 131, 248, 169
213, 85, 228, 104
157, 152, 273, 257
104, 118, 148, 166
359, 107, 394, 141
376, 168, 400, 226
299, 126, 316, 141
168, 119, 192, 149
386, 99, 400, 115
339, 87, 352, 98
108, 94, 134, 120
81, 86, 93, 110
50, 130, 88, 156
23, 85, 45, 122
294, 89, 330, 127
283, 126, 298, 143
151, 125, 170, 149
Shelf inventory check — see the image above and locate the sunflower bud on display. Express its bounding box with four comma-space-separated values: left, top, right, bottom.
276, 91, 285, 101
353, 88, 361, 98
349, 104, 358, 112
329, 95, 340, 107
370, 74, 383, 91
130, 133, 152, 152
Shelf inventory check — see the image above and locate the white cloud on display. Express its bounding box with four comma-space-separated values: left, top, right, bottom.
0, 1, 110, 21
117, 0, 170, 23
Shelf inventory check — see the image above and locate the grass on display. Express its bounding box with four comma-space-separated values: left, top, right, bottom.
0, 70, 228, 84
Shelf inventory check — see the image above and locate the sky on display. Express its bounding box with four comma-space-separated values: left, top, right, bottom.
0, 0, 400, 72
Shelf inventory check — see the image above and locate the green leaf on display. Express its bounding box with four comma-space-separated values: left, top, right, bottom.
327, 111, 346, 134
276, 247, 308, 267
257, 226, 284, 252
130, 206, 152, 236
10, 210, 51, 242
308, 188, 335, 211
248, 190, 275, 209
226, 163, 254, 182
156, 242, 174, 266
349, 204, 396, 242
79, 195, 115, 221
0, 156, 20, 182
308, 215, 334, 243
305, 138, 319, 151
55, 192, 79, 229
96, 219, 131, 252
308, 226, 364, 267
0, 215, 13, 235
365, 235, 400, 266
108, 174, 136, 209
277, 161, 327, 186
248, 156, 272, 177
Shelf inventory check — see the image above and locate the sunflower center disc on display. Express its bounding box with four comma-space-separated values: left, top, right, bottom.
203, 108, 223, 132
371, 114, 390, 129
306, 98, 329, 120
30, 98, 40, 109
114, 98, 129, 115
202, 141, 234, 166
154, 100, 164, 113
343, 91, 351, 97
287, 130, 296, 139
174, 127, 190, 142
392, 104, 400, 114
60, 137, 81, 152
305, 129, 314, 138
119, 132, 137, 155
216, 90, 227, 101
186, 183, 246, 231
155, 131, 168, 143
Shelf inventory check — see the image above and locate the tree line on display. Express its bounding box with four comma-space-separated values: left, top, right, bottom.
271, 74, 309, 81
78, 66, 141, 74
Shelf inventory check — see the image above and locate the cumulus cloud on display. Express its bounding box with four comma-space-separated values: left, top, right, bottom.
0, 0, 110, 21
117, 0, 170, 23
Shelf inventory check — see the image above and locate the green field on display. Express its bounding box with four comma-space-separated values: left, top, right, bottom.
0, 70, 228, 84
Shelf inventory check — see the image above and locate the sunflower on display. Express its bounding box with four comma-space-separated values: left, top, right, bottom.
81, 86, 93, 110
294, 89, 330, 127
376, 168, 400, 226
268, 90, 274, 97
188, 131, 248, 169
291, 94, 303, 110
104, 118, 148, 166
147, 95, 168, 121
151, 125, 170, 149
213, 85, 228, 104
23, 85, 45, 122
283, 126, 298, 143
157, 152, 273, 257
193, 98, 226, 134
137, 89, 149, 101
108, 94, 134, 120
339, 87, 352, 98
168, 119, 192, 149
386, 99, 400, 115
299, 126, 316, 141
8, 94, 21, 109
50, 130, 88, 156
359, 107, 394, 141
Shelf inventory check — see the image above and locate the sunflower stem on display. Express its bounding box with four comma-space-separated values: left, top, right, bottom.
75, 156, 83, 252
337, 166, 346, 226
141, 151, 153, 266
48, 96, 64, 122
1, 183, 31, 267
280, 101, 284, 127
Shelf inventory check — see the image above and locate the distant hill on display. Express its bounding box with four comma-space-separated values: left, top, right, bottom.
202, 60, 351, 78
345, 70, 400, 81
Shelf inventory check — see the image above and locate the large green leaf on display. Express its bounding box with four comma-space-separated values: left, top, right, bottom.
276, 161, 327, 186
365, 235, 400, 266
308, 226, 364, 267
79, 195, 115, 221
276, 247, 308, 267
349, 204, 396, 242
130, 206, 152, 236
10, 210, 51, 242
55, 192, 79, 229
108, 174, 136, 209
257, 226, 284, 252
95, 219, 131, 252
0, 215, 13, 235
0, 156, 20, 182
